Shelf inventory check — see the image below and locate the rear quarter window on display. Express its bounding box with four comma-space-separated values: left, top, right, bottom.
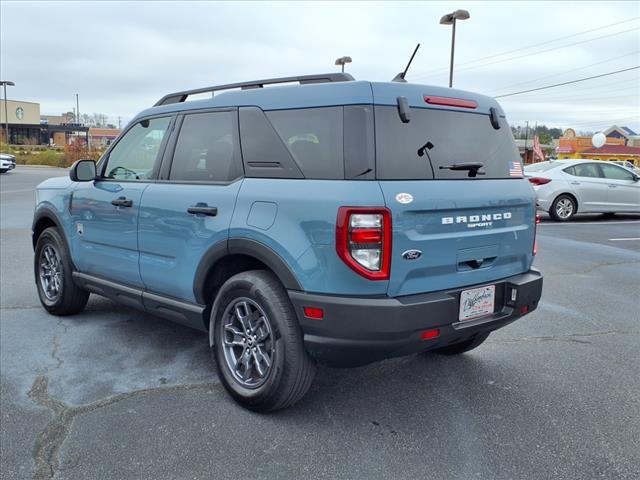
374, 105, 521, 180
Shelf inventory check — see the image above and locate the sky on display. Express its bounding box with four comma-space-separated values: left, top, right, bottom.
1, 0, 639, 132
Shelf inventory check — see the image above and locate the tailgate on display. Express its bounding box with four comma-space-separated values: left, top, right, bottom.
379, 179, 536, 297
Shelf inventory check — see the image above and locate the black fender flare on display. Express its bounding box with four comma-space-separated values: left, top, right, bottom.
32, 206, 68, 250
192, 237, 303, 305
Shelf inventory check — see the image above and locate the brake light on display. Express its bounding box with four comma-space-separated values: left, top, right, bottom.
528, 177, 552, 186
533, 213, 540, 255
336, 207, 392, 280
424, 96, 478, 109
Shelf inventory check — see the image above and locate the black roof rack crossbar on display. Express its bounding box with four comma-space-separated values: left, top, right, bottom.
154, 72, 355, 106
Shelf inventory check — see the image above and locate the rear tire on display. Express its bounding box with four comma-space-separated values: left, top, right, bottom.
549, 194, 576, 221
431, 332, 490, 355
211, 270, 316, 412
34, 227, 89, 315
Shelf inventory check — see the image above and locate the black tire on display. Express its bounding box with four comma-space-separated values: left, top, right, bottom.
431, 332, 490, 355
210, 270, 316, 412
549, 194, 576, 221
34, 227, 89, 315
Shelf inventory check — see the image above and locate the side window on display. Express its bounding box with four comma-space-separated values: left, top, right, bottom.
169, 111, 241, 182
563, 166, 576, 176
573, 163, 602, 178
600, 163, 634, 181
266, 107, 344, 179
104, 117, 171, 180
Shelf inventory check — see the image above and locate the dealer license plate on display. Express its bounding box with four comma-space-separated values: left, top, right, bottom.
459, 285, 495, 321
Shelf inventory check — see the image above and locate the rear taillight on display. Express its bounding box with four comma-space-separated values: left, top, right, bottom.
528, 177, 552, 186
533, 213, 541, 255
336, 207, 392, 280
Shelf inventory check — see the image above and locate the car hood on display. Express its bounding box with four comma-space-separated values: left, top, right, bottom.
37, 176, 74, 190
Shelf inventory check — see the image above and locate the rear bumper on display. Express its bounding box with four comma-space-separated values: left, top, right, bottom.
288, 269, 542, 367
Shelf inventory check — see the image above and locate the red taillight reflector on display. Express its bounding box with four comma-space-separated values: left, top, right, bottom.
350, 228, 382, 244
420, 329, 440, 340
303, 307, 324, 320
424, 96, 477, 109
535, 214, 541, 224
519, 305, 529, 315
528, 177, 552, 186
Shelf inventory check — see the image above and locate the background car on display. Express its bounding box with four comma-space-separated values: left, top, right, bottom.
0, 157, 15, 173
611, 160, 640, 175
524, 159, 640, 221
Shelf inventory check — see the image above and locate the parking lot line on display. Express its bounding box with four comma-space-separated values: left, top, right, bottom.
608, 237, 640, 241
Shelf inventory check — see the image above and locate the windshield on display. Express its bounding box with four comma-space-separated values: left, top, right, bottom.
374, 106, 521, 180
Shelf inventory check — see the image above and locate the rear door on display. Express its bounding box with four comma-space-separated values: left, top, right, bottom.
137, 109, 243, 303
372, 100, 536, 297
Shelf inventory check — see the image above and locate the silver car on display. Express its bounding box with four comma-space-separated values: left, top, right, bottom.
524, 159, 640, 221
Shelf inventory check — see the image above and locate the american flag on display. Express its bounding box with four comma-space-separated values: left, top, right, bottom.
509, 161, 523, 177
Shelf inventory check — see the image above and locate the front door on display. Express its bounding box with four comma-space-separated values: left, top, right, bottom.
70, 116, 173, 287
565, 162, 609, 212
138, 109, 243, 303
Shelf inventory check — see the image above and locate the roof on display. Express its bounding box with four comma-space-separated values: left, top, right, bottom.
556, 146, 575, 153
603, 125, 637, 138
89, 128, 120, 137
134, 77, 502, 122
580, 144, 640, 156
622, 126, 637, 136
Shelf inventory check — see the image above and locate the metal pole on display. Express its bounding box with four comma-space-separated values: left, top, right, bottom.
449, 18, 456, 88
341, 64, 344, 73
524, 121, 530, 163
3, 84, 8, 146
76, 94, 80, 125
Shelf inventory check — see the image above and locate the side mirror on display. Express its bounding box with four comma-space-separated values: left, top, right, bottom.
70, 159, 96, 182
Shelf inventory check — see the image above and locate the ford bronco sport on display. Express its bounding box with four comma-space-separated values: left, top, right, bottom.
33, 73, 543, 411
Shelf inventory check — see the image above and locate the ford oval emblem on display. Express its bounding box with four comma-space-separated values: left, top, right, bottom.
402, 249, 422, 261
395, 193, 413, 204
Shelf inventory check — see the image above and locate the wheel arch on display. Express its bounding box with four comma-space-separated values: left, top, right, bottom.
193, 238, 303, 327
32, 208, 68, 250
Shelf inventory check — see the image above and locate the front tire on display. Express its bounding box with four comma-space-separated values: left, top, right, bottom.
34, 227, 89, 315
431, 332, 490, 355
550, 194, 576, 221
211, 270, 316, 412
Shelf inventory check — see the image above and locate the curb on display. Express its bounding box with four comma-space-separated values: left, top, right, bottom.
16, 165, 68, 169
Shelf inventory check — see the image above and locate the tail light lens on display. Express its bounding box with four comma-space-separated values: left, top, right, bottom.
533, 213, 541, 255
336, 207, 392, 280
528, 177, 552, 186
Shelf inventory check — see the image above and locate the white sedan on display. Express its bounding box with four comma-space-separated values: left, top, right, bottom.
524, 159, 640, 221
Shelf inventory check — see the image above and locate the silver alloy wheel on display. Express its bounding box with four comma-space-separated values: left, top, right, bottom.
39, 244, 62, 301
221, 298, 275, 388
555, 198, 574, 219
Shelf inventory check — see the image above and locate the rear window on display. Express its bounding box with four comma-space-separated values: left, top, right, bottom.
374, 106, 521, 179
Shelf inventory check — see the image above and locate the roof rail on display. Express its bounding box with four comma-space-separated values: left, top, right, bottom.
154, 73, 355, 106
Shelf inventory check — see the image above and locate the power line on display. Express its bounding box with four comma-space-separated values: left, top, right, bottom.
411, 26, 639, 80
489, 51, 640, 93
494, 66, 640, 98
410, 17, 639, 78
497, 78, 640, 99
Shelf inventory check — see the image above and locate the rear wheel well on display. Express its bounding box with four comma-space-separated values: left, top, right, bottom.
32, 217, 58, 248
201, 254, 271, 328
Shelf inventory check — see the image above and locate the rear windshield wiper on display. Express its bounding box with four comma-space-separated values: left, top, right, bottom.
439, 162, 485, 178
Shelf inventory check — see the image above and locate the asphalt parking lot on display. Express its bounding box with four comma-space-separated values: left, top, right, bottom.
1, 166, 639, 480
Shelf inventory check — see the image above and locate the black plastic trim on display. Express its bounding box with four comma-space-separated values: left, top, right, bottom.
192, 240, 229, 305
228, 238, 302, 291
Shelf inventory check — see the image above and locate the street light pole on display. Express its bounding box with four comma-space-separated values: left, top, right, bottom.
1, 80, 15, 146
440, 9, 470, 88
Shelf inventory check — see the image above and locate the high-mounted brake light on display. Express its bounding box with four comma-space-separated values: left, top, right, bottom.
528, 177, 552, 186
336, 207, 392, 280
424, 96, 478, 109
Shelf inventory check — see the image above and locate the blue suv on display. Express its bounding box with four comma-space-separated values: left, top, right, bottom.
33, 73, 543, 411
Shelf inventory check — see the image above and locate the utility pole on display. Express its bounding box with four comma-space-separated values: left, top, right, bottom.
524, 121, 530, 163
1, 80, 15, 146
118, 116, 121, 129
76, 94, 80, 124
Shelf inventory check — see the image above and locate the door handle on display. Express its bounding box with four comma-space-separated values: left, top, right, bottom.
608, 184, 617, 188
570, 181, 580, 185
111, 197, 133, 207
188, 204, 218, 216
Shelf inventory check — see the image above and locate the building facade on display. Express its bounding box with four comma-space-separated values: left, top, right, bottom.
0, 99, 42, 144
556, 127, 640, 166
